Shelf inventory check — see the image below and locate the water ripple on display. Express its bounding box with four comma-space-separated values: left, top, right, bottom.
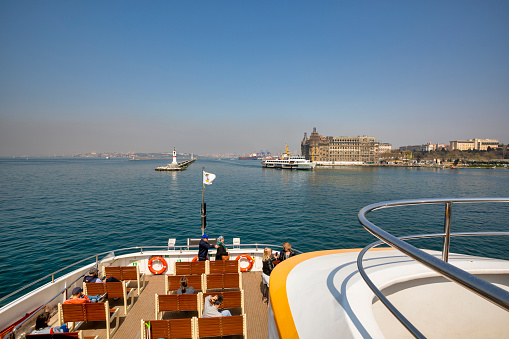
0, 159, 508, 300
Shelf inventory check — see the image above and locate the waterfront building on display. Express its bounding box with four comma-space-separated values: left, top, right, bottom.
378, 142, 392, 154
399, 145, 422, 152
301, 127, 379, 164
435, 143, 450, 151
450, 138, 499, 151
400, 142, 450, 153
421, 142, 435, 152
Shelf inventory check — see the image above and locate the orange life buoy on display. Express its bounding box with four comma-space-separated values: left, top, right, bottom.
192, 256, 199, 262
148, 256, 168, 275
236, 254, 254, 272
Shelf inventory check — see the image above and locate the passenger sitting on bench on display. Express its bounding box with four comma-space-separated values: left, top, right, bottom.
83, 267, 103, 283
31, 311, 69, 334
63, 287, 90, 304
202, 295, 231, 317
176, 277, 195, 294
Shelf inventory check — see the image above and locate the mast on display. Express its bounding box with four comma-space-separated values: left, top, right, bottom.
201, 167, 206, 235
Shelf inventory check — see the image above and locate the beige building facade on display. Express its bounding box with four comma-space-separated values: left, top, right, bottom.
301, 127, 379, 163
450, 139, 499, 151
379, 142, 392, 154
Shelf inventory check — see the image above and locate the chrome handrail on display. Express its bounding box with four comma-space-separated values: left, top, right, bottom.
11, 274, 86, 337
2, 241, 297, 339
0, 242, 298, 305
357, 197, 509, 338
0, 250, 114, 305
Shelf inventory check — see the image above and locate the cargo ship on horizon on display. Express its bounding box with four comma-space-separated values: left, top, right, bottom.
238, 154, 259, 160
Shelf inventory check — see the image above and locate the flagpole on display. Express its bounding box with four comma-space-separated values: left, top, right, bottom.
201, 167, 206, 235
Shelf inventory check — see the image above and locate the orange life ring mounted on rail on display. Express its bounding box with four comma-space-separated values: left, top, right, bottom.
148, 256, 168, 275
236, 254, 254, 272
192, 256, 199, 262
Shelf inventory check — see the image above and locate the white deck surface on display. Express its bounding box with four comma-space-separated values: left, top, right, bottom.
282, 249, 509, 338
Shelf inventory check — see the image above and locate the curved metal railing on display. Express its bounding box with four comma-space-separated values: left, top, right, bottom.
0, 242, 299, 306
2, 241, 300, 339
357, 197, 509, 339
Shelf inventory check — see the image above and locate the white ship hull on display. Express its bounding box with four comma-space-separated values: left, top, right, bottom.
262, 157, 315, 170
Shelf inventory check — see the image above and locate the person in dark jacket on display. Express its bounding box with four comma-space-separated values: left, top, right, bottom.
198, 234, 218, 261
278, 242, 296, 262
262, 247, 277, 303
215, 235, 229, 260
83, 267, 102, 283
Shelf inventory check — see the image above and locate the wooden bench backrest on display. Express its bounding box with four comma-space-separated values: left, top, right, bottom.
220, 315, 245, 337
197, 315, 245, 338
157, 294, 199, 312
104, 282, 125, 298
202, 290, 243, 310
103, 266, 138, 281
61, 303, 107, 322
205, 273, 241, 291
174, 262, 206, 275
119, 266, 138, 280
25, 333, 80, 339
142, 319, 194, 339
103, 267, 122, 280
209, 260, 239, 274
166, 275, 203, 293
84, 282, 106, 296
84, 282, 125, 298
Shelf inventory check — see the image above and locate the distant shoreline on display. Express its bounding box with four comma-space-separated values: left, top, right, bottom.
1, 157, 507, 169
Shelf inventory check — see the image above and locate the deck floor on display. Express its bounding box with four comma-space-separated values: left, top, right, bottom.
59, 272, 268, 339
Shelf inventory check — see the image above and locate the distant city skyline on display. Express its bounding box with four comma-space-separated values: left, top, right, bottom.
1, 1, 508, 157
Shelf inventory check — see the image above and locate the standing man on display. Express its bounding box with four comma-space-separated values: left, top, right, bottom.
198, 234, 218, 261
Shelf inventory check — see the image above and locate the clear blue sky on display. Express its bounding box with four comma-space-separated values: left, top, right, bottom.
1, 1, 508, 156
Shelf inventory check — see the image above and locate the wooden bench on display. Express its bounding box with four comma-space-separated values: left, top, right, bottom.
155, 294, 201, 320
196, 315, 246, 338
203, 274, 242, 292
57, 301, 119, 339
84, 281, 135, 314
165, 275, 204, 294
209, 260, 239, 274
174, 261, 207, 275
140, 319, 195, 339
24, 332, 98, 339
102, 266, 146, 296
200, 290, 244, 317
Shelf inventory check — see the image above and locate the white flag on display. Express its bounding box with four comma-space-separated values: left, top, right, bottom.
203, 171, 216, 185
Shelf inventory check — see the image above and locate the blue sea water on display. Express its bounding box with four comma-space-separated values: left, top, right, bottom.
0, 158, 508, 302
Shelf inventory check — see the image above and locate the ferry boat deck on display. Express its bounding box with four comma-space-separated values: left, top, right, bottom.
42, 272, 268, 339
1, 241, 279, 339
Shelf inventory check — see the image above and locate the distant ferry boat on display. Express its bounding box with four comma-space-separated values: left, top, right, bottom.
238, 155, 259, 160
262, 146, 315, 170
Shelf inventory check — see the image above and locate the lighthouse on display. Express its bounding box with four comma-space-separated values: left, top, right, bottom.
155, 146, 195, 171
